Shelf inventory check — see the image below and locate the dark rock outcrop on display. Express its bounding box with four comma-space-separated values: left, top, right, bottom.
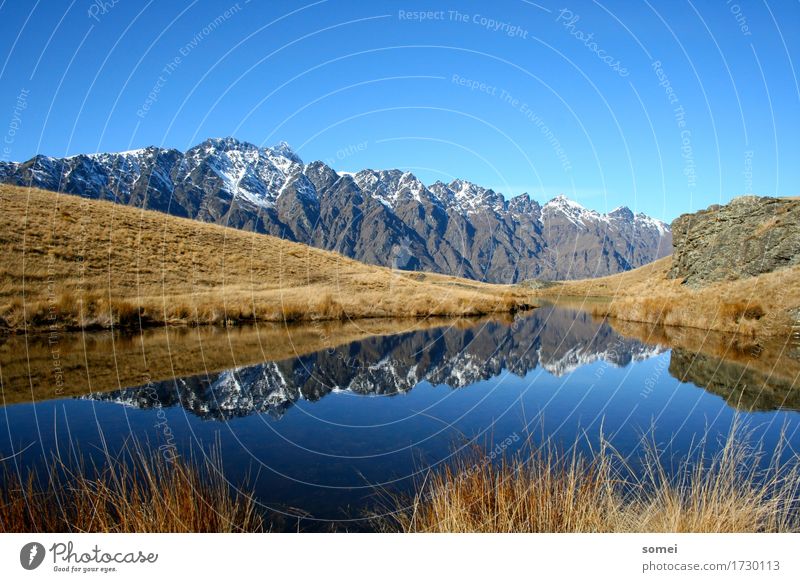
668, 195, 800, 286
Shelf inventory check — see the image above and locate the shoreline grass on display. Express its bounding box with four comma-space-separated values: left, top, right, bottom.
379, 427, 800, 533
3, 426, 798, 533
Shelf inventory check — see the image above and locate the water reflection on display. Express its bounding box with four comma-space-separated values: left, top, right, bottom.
1, 305, 797, 414
85, 308, 666, 420
608, 318, 800, 411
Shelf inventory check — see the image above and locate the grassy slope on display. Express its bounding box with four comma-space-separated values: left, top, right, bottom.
535, 255, 800, 338
0, 185, 533, 332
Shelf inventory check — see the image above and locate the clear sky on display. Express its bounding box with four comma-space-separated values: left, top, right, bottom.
0, 0, 798, 221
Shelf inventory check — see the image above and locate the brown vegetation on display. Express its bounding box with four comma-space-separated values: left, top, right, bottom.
0, 444, 263, 533
6, 425, 797, 533
0, 185, 534, 333
381, 428, 800, 533
535, 256, 800, 339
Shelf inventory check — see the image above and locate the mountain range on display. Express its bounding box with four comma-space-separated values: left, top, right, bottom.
0, 138, 671, 282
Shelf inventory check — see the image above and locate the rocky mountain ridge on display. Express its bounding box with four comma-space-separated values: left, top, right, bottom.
0, 138, 672, 282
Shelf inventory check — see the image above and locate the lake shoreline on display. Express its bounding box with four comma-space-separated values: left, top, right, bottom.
0, 303, 537, 337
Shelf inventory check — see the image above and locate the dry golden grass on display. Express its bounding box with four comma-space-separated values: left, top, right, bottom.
535, 256, 800, 338
0, 185, 534, 333
0, 443, 263, 533
382, 427, 800, 533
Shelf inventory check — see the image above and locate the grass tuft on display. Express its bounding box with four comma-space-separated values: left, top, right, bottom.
379, 427, 800, 533
0, 443, 263, 533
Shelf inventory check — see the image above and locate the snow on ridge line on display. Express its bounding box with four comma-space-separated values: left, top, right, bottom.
9, 138, 669, 231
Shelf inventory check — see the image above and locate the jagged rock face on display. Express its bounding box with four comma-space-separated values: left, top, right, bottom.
0, 138, 671, 282
86, 307, 665, 421
668, 196, 800, 286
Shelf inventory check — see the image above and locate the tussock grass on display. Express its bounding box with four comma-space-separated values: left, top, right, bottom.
536, 256, 800, 339
381, 428, 800, 533
0, 185, 534, 333
0, 443, 263, 533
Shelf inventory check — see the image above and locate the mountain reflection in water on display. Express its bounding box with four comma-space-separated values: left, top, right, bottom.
86, 307, 666, 420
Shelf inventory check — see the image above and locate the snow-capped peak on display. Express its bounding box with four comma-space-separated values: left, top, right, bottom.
353, 168, 432, 206
635, 212, 670, 235
542, 194, 602, 227
270, 141, 303, 165
544, 194, 587, 211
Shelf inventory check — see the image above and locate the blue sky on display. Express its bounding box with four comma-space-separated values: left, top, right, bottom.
0, 0, 798, 221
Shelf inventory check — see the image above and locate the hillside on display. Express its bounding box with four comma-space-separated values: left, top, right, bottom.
535, 197, 800, 339
0, 138, 671, 282
0, 185, 533, 333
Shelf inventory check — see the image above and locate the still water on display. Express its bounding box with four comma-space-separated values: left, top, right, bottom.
1, 306, 798, 530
